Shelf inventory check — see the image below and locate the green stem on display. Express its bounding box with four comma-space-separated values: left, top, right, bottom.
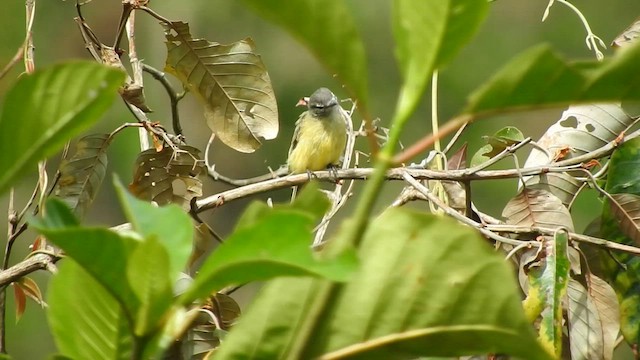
342, 89, 419, 247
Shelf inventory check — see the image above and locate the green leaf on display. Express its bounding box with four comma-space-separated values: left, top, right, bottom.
180, 207, 357, 305
235, 182, 330, 231
241, 0, 368, 110
33, 197, 79, 228
469, 126, 525, 167
54, 134, 111, 219
465, 42, 640, 115
127, 237, 173, 337
601, 136, 640, 347
114, 177, 192, 283
0, 62, 123, 196
164, 22, 278, 153
393, 0, 488, 124
214, 209, 551, 359
536, 231, 570, 358
485, 126, 524, 155
48, 260, 132, 360
32, 198, 140, 316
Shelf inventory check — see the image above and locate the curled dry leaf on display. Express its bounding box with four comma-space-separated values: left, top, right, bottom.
129, 145, 205, 211
12, 283, 26, 323
100, 42, 152, 112
523, 104, 633, 206
164, 21, 278, 153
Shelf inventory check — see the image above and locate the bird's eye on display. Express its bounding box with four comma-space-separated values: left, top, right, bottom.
311, 104, 324, 110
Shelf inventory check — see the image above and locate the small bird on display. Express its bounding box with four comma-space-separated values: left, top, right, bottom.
287, 88, 348, 174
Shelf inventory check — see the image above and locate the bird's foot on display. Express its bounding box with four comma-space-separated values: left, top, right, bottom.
327, 165, 341, 184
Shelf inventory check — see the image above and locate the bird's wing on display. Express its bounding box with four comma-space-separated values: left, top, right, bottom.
287, 111, 306, 158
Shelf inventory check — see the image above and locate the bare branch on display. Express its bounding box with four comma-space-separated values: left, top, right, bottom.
196, 164, 584, 212
0, 254, 59, 288
486, 224, 640, 257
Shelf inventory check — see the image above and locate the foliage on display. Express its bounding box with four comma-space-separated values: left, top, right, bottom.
0, 0, 638, 360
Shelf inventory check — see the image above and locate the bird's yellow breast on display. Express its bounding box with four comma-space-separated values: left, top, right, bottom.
288, 115, 347, 173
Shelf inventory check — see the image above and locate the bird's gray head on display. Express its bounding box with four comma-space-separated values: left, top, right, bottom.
308, 87, 339, 118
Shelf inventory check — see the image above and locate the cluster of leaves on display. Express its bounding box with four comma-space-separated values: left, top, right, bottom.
1, 0, 640, 360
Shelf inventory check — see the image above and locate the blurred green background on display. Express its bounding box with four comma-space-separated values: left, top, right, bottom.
0, 1, 639, 358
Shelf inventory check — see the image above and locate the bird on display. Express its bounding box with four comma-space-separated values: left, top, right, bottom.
287, 88, 348, 174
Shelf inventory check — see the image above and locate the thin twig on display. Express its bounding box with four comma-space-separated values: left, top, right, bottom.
142, 63, 184, 135
124, 8, 151, 152
313, 105, 358, 247
0, 45, 24, 81
486, 224, 640, 257
443, 121, 469, 155
113, 1, 134, 52
208, 166, 289, 187
0, 1, 37, 352
401, 172, 534, 248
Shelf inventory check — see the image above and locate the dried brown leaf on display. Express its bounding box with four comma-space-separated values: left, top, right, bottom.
129, 145, 205, 211
447, 143, 467, 170
17, 277, 45, 307
502, 188, 575, 232
523, 104, 633, 206
164, 22, 279, 153
54, 134, 111, 219
12, 283, 26, 323
567, 279, 605, 360
588, 274, 620, 360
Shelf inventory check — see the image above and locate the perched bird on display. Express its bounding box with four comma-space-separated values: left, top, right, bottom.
287, 88, 348, 174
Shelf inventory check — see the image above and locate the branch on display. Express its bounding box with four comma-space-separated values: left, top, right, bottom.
142, 63, 185, 135
486, 224, 640, 257
0, 253, 59, 288
195, 164, 585, 212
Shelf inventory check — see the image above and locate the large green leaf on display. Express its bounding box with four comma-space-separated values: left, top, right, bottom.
164, 22, 278, 153
48, 260, 132, 360
536, 231, 570, 358
54, 134, 111, 219
115, 178, 193, 283
180, 203, 358, 305
214, 209, 551, 359
465, 43, 640, 115
0, 62, 123, 196
392, 0, 488, 123
32, 198, 141, 316
240, 0, 368, 109
127, 237, 173, 337
601, 136, 640, 347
